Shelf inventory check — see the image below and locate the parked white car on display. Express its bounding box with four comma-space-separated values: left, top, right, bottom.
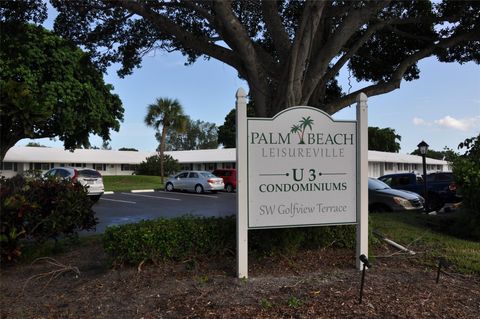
165, 170, 224, 193
44, 167, 104, 201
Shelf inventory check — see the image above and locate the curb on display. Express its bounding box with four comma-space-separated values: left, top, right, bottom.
131, 189, 155, 193
104, 189, 158, 194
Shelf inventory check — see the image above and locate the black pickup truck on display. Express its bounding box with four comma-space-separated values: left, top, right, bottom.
378, 172, 461, 212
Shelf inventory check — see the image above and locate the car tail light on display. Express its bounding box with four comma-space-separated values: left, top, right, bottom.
208, 179, 214, 184
72, 169, 78, 182
449, 182, 457, 192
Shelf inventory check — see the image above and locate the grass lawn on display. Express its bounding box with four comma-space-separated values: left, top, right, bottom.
103, 175, 164, 192
370, 212, 480, 274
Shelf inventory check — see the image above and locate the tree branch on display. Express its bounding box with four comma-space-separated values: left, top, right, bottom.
283, 0, 327, 108
323, 28, 480, 114
213, 0, 269, 116
302, 0, 392, 105
112, 0, 244, 74
260, 0, 291, 63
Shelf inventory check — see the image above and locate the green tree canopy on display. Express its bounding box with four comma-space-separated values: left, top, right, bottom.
368, 127, 401, 153
45, 0, 480, 117
0, 21, 124, 160
451, 134, 480, 239
158, 117, 218, 151
119, 147, 139, 152
25, 142, 47, 147
410, 147, 457, 161
218, 106, 256, 148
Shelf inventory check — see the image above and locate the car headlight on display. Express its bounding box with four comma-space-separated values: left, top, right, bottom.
393, 196, 415, 209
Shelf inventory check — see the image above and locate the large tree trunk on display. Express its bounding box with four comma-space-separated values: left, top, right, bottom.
0, 133, 21, 163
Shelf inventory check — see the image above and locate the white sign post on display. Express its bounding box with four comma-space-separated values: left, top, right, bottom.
236, 88, 368, 278
236, 88, 248, 278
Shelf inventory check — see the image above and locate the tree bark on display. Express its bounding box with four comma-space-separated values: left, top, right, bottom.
159, 125, 168, 184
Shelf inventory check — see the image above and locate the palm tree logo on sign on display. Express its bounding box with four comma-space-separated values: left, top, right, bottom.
290, 116, 314, 144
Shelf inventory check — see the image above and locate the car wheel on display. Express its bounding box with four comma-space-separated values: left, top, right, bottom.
90, 195, 102, 203
195, 184, 204, 194
165, 183, 174, 192
226, 184, 234, 193
426, 194, 444, 212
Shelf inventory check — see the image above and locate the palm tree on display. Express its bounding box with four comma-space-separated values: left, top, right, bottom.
290, 124, 302, 143
145, 98, 187, 183
298, 116, 314, 144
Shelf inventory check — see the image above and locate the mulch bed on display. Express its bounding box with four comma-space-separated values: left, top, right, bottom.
1, 239, 479, 318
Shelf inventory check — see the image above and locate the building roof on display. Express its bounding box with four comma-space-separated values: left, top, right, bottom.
165, 148, 237, 163
4, 146, 448, 166
368, 150, 447, 165
4, 147, 153, 164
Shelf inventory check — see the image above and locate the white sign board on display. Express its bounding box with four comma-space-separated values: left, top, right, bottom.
247, 107, 357, 228
236, 88, 368, 278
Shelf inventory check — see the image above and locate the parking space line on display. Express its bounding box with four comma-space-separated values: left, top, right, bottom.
101, 198, 136, 204
157, 191, 218, 199
121, 193, 181, 201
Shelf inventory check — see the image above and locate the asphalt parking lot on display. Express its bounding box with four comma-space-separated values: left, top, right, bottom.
90, 191, 236, 233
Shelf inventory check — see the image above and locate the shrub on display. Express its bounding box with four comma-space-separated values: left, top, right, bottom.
103, 216, 236, 264
0, 176, 97, 263
103, 216, 356, 265
451, 134, 480, 240
134, 153, 180, 176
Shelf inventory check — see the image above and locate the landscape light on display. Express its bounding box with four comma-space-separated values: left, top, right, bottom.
417, 140, 430, 211
358, 254, 372, 304
417, 140, 429, 156
436, 257, 448, 284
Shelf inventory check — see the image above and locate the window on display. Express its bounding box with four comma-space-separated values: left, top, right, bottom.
34, 163, 50, 170
398, 176, 411, 185
121, 164, 136, 171
177, 172, 189, 179
397, 163, 402, 171
1, 162, 15, 171
385, 162, 393, 171
56, 169, 71, 178
189, 172, 199, 178
44, 169, 56, 177
94, 164, 106, 171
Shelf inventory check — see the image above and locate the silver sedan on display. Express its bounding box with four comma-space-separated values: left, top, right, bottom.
165, 171, 224, 193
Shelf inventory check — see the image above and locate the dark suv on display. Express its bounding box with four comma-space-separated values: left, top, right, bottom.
378, 172, 460, 211
212, 169, 237, 192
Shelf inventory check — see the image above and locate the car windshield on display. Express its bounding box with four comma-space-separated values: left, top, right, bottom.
201, 172, 216, 178
368, 178, 390, 190
427, 173, 452, 182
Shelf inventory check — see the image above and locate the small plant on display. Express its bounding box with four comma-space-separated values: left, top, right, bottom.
287, 296, 303, 308
260, 298, 273, 309
195, 275, 209, 284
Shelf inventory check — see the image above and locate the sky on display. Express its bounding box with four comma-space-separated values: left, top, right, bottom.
16, 10, 480, 155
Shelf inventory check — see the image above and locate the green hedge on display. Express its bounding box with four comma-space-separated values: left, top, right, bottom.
0, 175, 97, 263
103, 216, 356, 265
